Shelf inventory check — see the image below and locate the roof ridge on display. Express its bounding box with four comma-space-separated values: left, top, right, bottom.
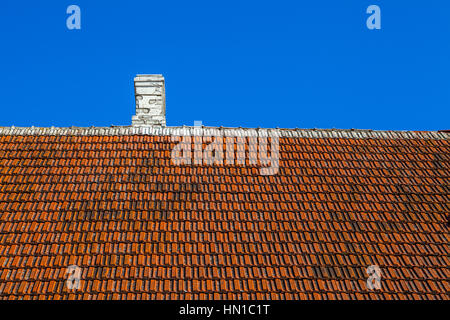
0, 126, 448, 139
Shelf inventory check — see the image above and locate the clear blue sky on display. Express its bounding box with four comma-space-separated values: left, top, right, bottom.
1, 1, 449, 130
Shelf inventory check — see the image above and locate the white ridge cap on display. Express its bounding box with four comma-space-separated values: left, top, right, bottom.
0, 126, 448, 140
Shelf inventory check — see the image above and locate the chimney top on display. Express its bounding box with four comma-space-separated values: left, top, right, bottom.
132, 74, 166, 126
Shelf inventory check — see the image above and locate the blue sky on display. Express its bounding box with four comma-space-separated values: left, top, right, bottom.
0, 1, 448, 130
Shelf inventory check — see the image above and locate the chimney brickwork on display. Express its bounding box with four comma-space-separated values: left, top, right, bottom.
132, 75, 166, 126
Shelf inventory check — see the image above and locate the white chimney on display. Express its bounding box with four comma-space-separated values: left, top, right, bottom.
132, 74, 166, 126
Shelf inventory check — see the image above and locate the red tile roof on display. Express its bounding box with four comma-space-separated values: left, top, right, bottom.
0, 127, 448, 300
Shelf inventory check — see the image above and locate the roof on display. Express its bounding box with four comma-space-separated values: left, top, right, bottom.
0, 126, 448, 139
0, 126, 448, 300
